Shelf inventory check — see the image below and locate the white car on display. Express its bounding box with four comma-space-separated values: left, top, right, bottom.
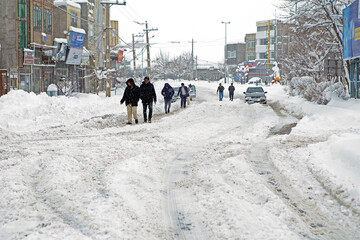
247, 77, 262, 85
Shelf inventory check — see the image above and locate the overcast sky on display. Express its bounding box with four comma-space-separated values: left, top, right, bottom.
111, 0, 282, 66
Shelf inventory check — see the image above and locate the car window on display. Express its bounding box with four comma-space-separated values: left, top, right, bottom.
246, 87, 264, 93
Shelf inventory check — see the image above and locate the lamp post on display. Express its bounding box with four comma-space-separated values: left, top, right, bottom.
222, 21, 230, 84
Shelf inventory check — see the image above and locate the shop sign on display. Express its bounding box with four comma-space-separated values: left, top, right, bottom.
23, 49, 35, 65
66, 47, 83, 65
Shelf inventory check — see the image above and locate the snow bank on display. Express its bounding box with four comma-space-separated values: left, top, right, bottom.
286, 76, 348, 104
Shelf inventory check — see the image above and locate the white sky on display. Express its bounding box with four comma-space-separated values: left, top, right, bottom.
111, 0, 282, 66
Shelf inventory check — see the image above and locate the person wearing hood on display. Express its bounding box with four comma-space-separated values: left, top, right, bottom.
177, 83, 189, 108
140, 76, 157, 123
161, 83, 174, 114
120, 78, 140, 124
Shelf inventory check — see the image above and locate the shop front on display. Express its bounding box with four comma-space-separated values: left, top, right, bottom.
0, 70, 9, 96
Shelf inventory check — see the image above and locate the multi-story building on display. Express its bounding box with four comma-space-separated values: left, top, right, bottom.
225, 42, 246, 79
255, 19, 294, 79
256, 19, 276, 61
110, 20, 119, 49
0, 0, 55, 94
75, 0, 97, 92
53, 0, 85, 92
226, 42, 246, 66
245, 33, 256, 62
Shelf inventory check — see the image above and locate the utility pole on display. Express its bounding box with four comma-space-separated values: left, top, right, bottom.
189, 39, 197, 80
144, 21, 158, 77
222, 21, 230, 84
100, 0, 126, 97
105, 4, 111, 97
195, 56, 198, 80
267, 20, 271, 69
132, 34, 137, 80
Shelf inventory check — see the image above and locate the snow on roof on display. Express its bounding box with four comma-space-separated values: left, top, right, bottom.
54, 0, 81, 9
69, 26, 86, 35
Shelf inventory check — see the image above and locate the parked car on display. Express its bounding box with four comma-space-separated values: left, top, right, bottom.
247, 77, 262, 85
243, 86, 267, 104
189, 85, 196, 100
171, 87, 180, 103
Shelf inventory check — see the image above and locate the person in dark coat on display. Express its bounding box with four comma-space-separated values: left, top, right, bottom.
228, 82, 235, 101
177, 83, 189, 108
120, 78, 140, 124
217, 83, 225, 101
161, 83, 174, 114
140, 76, 157, 123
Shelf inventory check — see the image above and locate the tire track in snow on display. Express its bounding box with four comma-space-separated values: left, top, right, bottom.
163, 153, 210, 240
246, 101, 360, 239
30, 160, 94, 238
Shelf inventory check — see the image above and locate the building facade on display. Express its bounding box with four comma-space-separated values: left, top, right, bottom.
0, 0, 56, 95
245, 33, 256, 62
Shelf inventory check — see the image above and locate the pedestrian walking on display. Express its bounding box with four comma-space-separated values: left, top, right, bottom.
120, 78, 140, 124
217, 83, 225, 101
161, 83, 174, 114
140, 76, 157, 123
177, 83, 189, 108
187, 84, 192, 105
228, 82, 235, 101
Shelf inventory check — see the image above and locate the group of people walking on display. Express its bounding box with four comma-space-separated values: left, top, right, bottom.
217, 82, 235, 101
120, 77, 190, 124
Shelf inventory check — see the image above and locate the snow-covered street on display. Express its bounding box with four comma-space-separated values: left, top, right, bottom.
1, 81, 360, 240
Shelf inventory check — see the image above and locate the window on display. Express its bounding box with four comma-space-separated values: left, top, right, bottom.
271, 51, 275, 59
89, 23, 94, 45
271, 37, 275, 45
19, 21, 27, 49
257, 24, 275, 32
247, 52, 255, 61
43, 9, 52, 33
18, 0, 27, 18
248, 39, 255, 49
33, 6, 42, 31
70, 12, 77, 27
260, 39, 268, 45
228, 51, 236, 59
260, 52, 268, 59
18, 0, 27, 49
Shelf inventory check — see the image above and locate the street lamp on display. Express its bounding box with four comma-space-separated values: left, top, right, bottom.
222, 21, 230, 84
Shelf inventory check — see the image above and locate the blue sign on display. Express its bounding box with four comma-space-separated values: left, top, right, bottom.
69, 31, 85, 48
343, 0, 360, 59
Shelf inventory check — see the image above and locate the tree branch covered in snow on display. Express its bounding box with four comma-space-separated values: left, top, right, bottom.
278, 0, 352, 102
152, 51, 194, 80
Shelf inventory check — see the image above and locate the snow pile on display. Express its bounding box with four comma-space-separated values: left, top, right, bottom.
286, 76, 348, 104
0, 90, 123, 133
